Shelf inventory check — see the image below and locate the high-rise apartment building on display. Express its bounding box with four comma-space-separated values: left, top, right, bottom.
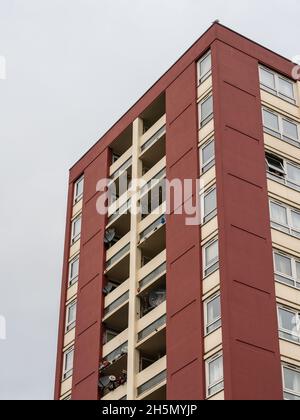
55, 23, 300, 401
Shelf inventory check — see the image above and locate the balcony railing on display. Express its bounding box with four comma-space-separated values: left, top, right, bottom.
138, 314, 166, 342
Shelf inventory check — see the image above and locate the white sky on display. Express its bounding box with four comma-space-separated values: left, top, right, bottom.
0, 0, 299, 400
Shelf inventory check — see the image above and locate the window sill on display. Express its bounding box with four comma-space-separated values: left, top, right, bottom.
275, 279, 300, 292
264, 128, 300, 149
206, 386, 224, 399
270, 225, 300, 240
260, 85, 298, 107
205, 324, 222, 338
279, 336, 300, 346
203, 265, 219, 280
267, 173, 300, 193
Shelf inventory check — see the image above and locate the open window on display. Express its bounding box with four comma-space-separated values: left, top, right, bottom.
265, 153, 285, 178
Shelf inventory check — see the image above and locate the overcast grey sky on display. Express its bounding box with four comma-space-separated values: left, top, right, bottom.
0, 0, 299, 400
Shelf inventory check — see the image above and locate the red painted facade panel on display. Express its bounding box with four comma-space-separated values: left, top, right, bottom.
71, 149, 109, 400
169, 359, 204, 400
212, 40, 283, 400
166, 63, 204, 400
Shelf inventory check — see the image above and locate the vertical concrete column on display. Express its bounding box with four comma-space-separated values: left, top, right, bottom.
126, 117, 143, 400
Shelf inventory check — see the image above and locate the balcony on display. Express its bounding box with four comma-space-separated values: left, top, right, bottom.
139, 271, 166, 318
109, 125, 132, 166
107, 197, 131, 226
140, 93, 165, 135
105, 233, 130, 284
109, 148, 133, 181
138, 250, 166, 288
105, 207, 131, 251
140, 115, 166, 174
108, 161, 132, 208
137, 356, 167, 399
99, 340, 128, 399
102, 292, 129, 335
137, 301, 166, 343
139, 221, 166, 268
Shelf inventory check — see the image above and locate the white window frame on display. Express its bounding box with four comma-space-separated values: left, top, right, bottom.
262, 108, 299, 147
273, 250, 300, 290
197, 51, 212, 85
71, 215, 82, 245
199, 95, 213, 128
200, 137, 215, 174
259, 66, 297, 104
73, 175, 84, 204
62, 347, 74, 380
204, 293, 221, 335
269, 199, 300, 238
266, 153, 300, 191
282, 364, 300, 400
203, 238, 219, 277
277, 305, 300, 345
65, 300, 77, 333
68, 255, 79, 287
201, 186, 217, 224
206, 353, 224, 398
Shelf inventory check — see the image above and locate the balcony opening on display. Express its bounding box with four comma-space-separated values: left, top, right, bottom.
105, 251, 130, 286
104, 211, 131, 250
103, 299, 129, 332
140, 177, 166, 220
99, 342, 128, 397
109, 164, 132, 203
141, 132, 166, 174
138, 329, 166, 371
109, 125, 132, 164
140, 223, 166, 267
139, 262, 166, 290
139, 275, 166, 318
140, 93, 165, 134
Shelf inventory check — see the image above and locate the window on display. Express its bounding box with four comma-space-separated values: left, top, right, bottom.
203, 238, 219, 277
262, 108, 299, 147
260, 67, 276, 91
71, 216, 81, 244
202, 187, 217, 224
263, 109, 280, 137
274, 250, 300, 289
198, 51, 211, 84
200, 138, 215, 173
283, 119, 299, 143
286, 162, 300, 189
66, 300, 76, 332
266, 153, 285, 178
199, 95, 213, 127
62, 347, 74, 380
205, 294, 221, 335
266, 153, 300, 191
270, 200, 300, 238
68, 256, 79, 286
278, 306, 300, 344
259, 66, 296, 104
73, 176, 84, 203
283, 365, 300, 400
206, 354, 224, 397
